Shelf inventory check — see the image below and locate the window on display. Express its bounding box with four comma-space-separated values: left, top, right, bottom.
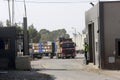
0, 39, 4, 50
5, 39, 10, 50
61, 43, 75, 48
0, 38, 10, 50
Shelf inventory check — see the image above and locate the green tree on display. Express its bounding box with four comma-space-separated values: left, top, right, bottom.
39, 29, 50, 42
28, 24, 41, 43
0, 21, 3, 27
6, 20, 11, 27
39, 28, 70, 42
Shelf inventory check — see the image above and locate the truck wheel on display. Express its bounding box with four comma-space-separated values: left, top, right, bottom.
50, 53, 54, 59
62, 56, 65, 59
50, 55, 53, 59
56, 54, 59, 59
72, 56, 75, 59
38, 57, 42, 59
50, 56, 53, 59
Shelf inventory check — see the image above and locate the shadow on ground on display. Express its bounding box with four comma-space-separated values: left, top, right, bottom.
0, 70, 54, 80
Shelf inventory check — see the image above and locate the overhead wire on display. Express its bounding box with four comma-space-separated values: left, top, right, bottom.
14, 0, 97, 4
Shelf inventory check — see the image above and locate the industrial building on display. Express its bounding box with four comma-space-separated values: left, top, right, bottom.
0, 26, 31, 70
85, 1, 120, 69
0, 27, 17, 69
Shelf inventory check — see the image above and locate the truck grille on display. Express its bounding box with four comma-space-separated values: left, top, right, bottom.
62, 49, 75, 54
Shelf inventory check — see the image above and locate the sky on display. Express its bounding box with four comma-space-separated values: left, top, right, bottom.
0, 0, 117, 37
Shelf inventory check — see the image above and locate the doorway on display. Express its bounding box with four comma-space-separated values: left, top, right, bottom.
88, 23, 95, 65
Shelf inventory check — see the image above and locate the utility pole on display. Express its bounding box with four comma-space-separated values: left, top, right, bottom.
12, 0, 15, 26
7, 0, 11, 26
24, 0, 27, 17
23, 17, 29, 55
23, 0, 29, 55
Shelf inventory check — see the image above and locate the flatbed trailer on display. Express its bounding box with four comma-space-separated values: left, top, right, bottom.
31, 42, 55, 59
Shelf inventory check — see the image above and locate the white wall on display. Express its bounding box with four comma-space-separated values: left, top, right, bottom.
73, 33, 86, 51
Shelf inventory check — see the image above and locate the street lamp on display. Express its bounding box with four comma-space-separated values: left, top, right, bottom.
90, 2, 94, 7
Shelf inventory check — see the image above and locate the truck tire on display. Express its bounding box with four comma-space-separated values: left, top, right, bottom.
56, 53, 60, 59
38, 56, 42, 59
50, 54, 53, 59
50, 56, 53, 59
62, 56, 65, 59
50, 53, 54, 59
72, 56, 75, 59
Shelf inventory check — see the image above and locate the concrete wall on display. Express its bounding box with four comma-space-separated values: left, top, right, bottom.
85, 3, 99, 67
103, 2, 120, 69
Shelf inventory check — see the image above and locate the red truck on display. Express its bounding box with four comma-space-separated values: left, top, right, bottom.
56, 37, 76, 59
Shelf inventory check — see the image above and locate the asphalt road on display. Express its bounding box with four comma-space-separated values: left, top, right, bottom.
31, 54, 119, 80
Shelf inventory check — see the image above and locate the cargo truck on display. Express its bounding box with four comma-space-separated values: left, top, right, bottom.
31, 42, 55, 59
56, 38, 76, 59
42, 41, 55, 58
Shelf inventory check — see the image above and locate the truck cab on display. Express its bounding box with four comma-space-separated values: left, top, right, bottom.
56, 38, 76, 59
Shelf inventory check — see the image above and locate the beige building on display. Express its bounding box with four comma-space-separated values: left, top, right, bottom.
73, 33, 86, 53
85, 1, 120, 69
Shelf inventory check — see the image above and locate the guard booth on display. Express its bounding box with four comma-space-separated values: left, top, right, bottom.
0, 27, 17, 69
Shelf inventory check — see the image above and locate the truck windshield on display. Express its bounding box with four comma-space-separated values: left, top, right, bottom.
61, 43, 75, 48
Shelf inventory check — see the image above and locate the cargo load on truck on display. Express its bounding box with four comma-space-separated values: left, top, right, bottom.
42, 41, 56, 58
56, 37, 76, 59
30, 41, 55, 59
32, 43, 43, 59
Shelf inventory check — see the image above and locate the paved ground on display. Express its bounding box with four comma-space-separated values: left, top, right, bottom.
31, 54, 120, 80
0, 54, 120, 80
